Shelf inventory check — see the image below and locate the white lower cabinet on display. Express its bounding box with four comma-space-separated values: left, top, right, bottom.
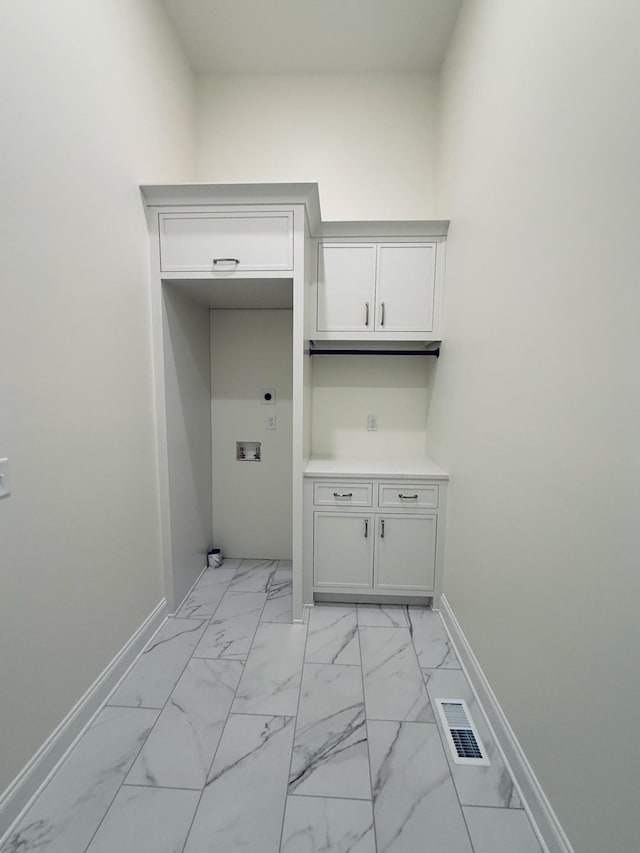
307, 477, 446, 604
375, 514, 436, 591
313, 513, 373, 588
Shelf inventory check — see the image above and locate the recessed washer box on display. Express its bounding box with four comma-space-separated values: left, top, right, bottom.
236, 441, 262, 461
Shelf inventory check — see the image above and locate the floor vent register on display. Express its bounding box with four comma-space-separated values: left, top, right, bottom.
435, 698, 491, 766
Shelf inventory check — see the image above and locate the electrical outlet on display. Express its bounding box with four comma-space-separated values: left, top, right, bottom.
0, 458, 11, 498
367, 415, 378, 431
267, 415, 277, 430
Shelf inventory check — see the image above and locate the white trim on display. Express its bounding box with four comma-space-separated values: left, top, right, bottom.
0, 599, 167, 841
170, 562, 207, 616
439, 595, 575, 853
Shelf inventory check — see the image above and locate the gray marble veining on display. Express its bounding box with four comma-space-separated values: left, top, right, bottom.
423, 667, 521, 808
260, 568, 293, 623
357, 604, 408, 628
305, 605, 360, 665
183, 714, 295, 853
229, 558, 278, 592
108, 618, 206, 709
281, 795, 376, 853
0, 707, 158, 853
3, 558, 546, 853
174, 567, 236, 619
368, 720, 473, 853
85, 785, 199, 853
359, 627, 433, 722
192, 591, 266, 659
126, 657, 243, 790
231, 622, 307, 716
406, 606, 460, 669
463, 806, 543, 852
289, 663, 370, 799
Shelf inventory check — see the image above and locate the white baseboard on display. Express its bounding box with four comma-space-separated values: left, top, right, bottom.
0, 598, 167, 840
439, 595, 575, 853
170, 562, 208, 616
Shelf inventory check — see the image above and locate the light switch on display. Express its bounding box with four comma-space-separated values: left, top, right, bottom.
0, 458, 11, 498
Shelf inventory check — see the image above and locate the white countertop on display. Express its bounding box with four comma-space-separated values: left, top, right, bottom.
304, 455, 449, 480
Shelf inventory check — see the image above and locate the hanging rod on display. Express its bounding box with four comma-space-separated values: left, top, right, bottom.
309, 347, 440, 357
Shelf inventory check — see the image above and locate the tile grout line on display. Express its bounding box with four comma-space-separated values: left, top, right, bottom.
121, 782, 202, 793
356, 618, 379, 853
4, 599, 204, 848
79, 590, 234, 853
407, 605, 477, 853
179, 559, 279, 853
89, 559, 243, 853
4, 561, 273, 853
286, 791, 373, 803
78, 611, 214, 853
79, 682, 182, 852
277, 603, 311, 853
175, 565, 237, 620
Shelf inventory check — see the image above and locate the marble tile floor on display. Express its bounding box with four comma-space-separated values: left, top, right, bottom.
0, 559, 544, 853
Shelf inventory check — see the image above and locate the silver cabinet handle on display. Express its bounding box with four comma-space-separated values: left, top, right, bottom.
399, 494, 418, 499
380, 519, 385, 538
364, 519, 368, 538
333, 491, 353, 498
380, 301, 385, 326
365, 302, 370, 326
213, 257, 239, 265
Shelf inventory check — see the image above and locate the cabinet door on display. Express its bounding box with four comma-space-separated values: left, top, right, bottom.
159, 212, 294, 272
375, 244, 436, 332
316, 244, 376, 332
374, 515, 436, 591
313, 513, 373, 588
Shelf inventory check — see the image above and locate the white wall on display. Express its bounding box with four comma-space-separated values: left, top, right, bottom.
0, 0, 194, 794
196, 73, 439, 221
312, 356, 435, 458
430, 2, 640, 850
162, 286, 212, 609
211, 310, 293, 558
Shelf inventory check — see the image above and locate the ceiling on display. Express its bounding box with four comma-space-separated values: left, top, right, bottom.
162, 0, 462, 75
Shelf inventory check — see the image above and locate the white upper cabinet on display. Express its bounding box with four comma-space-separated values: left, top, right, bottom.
314, 237, 444, 340
375, 243, 436, 333
316, 244, 376, 331
159, 211, 294, 273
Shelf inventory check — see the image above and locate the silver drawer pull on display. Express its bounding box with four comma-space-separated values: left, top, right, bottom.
399, 493, 419, 499
364, 519, 368, 538
365, 301, 370, 326
333, 491, 353, 498
213, 257, 239, 265
380, 301, 385, 326
380, 519, 385, 538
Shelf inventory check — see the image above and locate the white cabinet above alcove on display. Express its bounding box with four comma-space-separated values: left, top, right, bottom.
309, 219, 449, 343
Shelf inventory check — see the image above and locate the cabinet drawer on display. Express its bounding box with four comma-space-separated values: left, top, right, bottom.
159, 211, 294, 273
314, 482, 373, 507
377, 483, 439, 509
